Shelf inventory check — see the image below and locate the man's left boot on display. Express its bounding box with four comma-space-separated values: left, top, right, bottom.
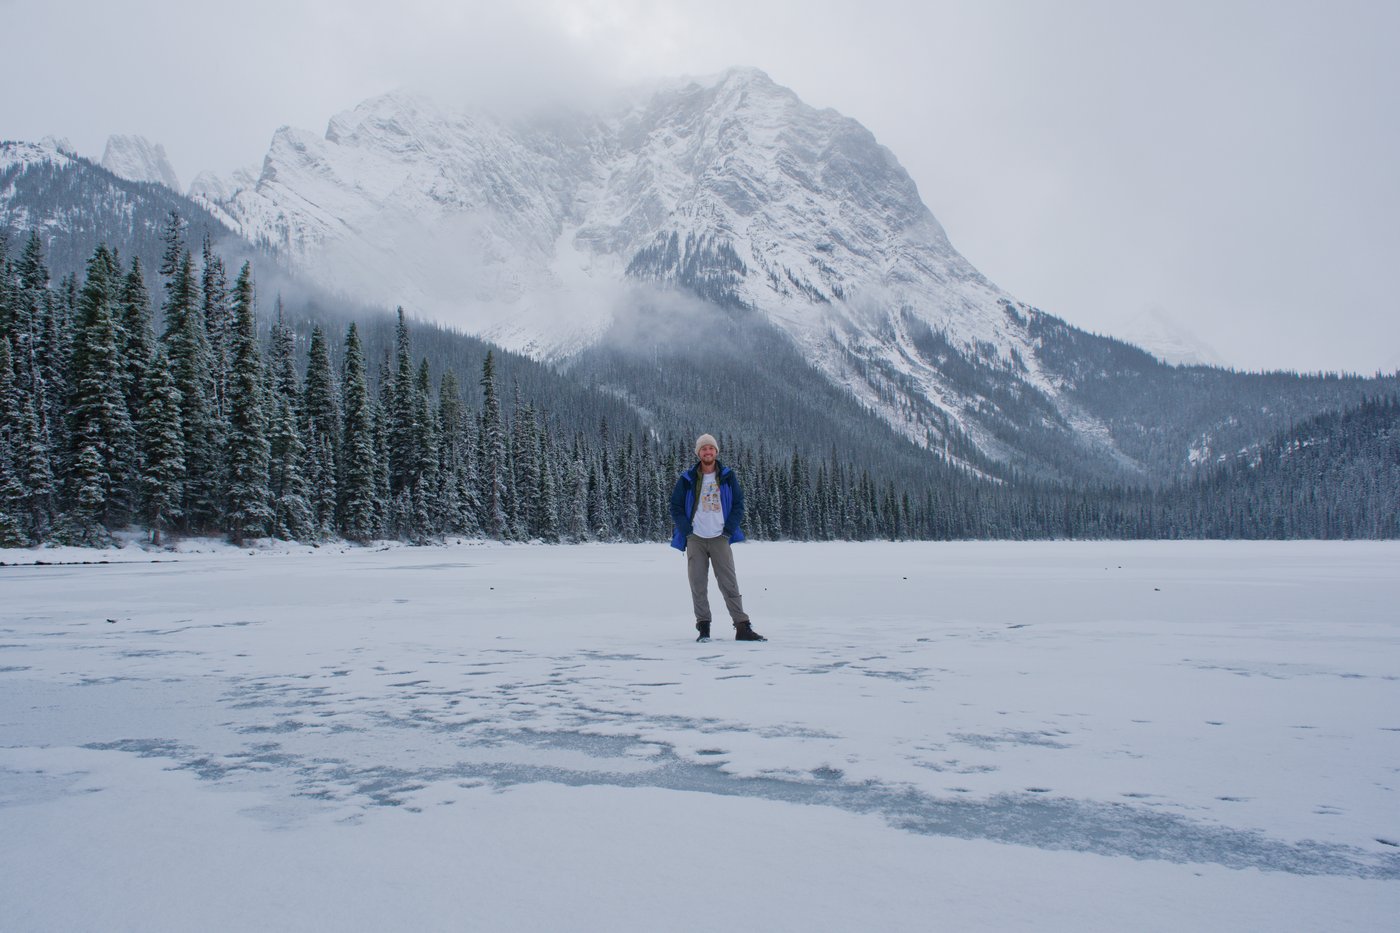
696, 621, 711, 643
734, 621, 767, 642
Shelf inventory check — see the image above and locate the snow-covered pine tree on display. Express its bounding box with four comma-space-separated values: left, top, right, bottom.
388, 308, 416, 502
13, 385, 55, 541
587, 459, 610, 540
594, 418, 616, 540
478, 351, 508, 538
200, 236, 232, 421
117, 257, 154, 427
0, 337, 30, 546
64, 246, 137, 540
9, 233, 62, 537
158, 211, 184, 281
567, 434, 590, 542
411, 358, 439, 540
619, 434, 639, 541
137, 348, 184, 545
161, 249, 221, 531
433, 369, 465, 535
224, 263, 272, 546
511, 398, 539, 539
35, 274, 70, 490
266, 304, 312, 540
789, 451, 811, 540
339, 323, 378, 542
302, 325, 340, 538
0, 234, 12, 334
373, 350, 393, 538
533, 415, 560, 543
1, 241, 56, 543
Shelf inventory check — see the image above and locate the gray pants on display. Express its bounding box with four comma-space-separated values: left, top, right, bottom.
687, 534, 750, 625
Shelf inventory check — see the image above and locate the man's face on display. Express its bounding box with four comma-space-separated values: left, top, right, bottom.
698, 444, 717, 465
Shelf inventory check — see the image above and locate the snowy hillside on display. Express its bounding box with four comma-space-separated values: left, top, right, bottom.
196, 69, 1129, 471
2, 540, 1397, 930
0, 138, 78, 231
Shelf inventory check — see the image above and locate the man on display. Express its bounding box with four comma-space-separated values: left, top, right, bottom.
669, 434, 766, 642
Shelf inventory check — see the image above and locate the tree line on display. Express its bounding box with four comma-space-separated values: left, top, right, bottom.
2, 218, 1396, 548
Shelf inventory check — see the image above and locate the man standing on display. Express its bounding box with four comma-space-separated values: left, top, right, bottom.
669, 434, 766, 643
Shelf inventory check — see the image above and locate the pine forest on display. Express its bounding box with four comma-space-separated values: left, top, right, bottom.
1, 216, 1396, 550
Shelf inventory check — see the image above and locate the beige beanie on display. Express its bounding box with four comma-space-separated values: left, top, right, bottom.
695, 433, 719, 456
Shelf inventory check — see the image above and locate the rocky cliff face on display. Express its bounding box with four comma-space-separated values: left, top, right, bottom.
100, 135, 181, 191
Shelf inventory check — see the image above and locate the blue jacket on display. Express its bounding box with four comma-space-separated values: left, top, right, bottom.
669, 462, 746, 550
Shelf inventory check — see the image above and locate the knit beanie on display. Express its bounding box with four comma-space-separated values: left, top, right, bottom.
695, 433, 719, 456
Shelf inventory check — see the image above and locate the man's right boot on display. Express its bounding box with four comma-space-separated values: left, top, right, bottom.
696, 621, 711, 643
734, 621, 767, 642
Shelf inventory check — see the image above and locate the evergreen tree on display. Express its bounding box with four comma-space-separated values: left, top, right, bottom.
161, 249, 221, 530
478, 351, 508, 538
434, 369, 466, 535
388, 308, 417, 500
200, 236, 232, 420
158, 211, 185, 280
0, 337, 30, 546
8, 233, 60, 538
224, 263, 272, 545
512, 399, 540, 538
117, 256, 154, 425
63, 246, 137, 537
373, 352, 394, 537
533, 416, 561, 543
619, 434, 640, 540
266, 304, 313, 540
411, 357, 440, 539
567, 435, 590, 541
302, 325, 340, 537
339, 324, 378, 541
137, 348, 184, 545
588, 458, 611, 539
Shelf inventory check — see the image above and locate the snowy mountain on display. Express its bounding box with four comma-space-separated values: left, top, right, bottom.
100, 134, 181, 191
0, 137, 77, 173
194, 69, 1141, 475
0, 138, 237, 289
8, 71, 1395, 484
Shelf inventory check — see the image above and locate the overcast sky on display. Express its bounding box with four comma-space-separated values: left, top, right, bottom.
6, 0, 1398, 374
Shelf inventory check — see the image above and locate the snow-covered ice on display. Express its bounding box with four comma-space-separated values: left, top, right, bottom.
2, 540, 1397, 930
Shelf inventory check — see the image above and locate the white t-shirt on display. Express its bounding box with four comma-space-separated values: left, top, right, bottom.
692, 472, 726, 538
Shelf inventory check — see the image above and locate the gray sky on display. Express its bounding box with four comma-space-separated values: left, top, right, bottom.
6, 0, 1398, 374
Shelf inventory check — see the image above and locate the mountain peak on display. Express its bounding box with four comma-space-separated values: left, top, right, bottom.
707, 65, 779, 89
1121, 305, 1228, 367
100, 135, 181, 191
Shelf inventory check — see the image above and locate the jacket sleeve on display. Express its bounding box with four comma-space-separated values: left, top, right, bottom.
669, 475, 690, 530
723, 472, 745, 536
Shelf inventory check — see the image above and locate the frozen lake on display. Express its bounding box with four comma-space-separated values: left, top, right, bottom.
2, 540, 1398, 930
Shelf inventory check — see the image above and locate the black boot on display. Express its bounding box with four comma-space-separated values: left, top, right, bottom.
734, 621, 767, 642
696, 621, 711, 642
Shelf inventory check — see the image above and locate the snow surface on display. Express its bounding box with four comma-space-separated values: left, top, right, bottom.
2, 539, 1397, 930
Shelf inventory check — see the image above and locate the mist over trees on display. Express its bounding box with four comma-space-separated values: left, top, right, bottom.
1, 219, 1397, 549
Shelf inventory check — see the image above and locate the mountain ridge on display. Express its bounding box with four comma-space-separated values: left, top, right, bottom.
6, 69, 1396, 487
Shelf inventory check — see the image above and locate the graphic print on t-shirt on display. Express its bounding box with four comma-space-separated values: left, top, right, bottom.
701, 477, 721, 513
693, 472, 725, 538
